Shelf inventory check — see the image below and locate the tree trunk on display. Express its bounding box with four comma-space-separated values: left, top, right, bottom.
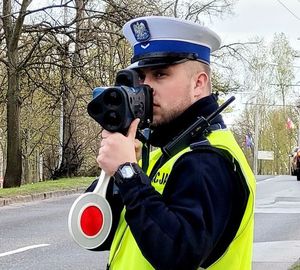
4, 68, 22, 187
2, 0, 32, 187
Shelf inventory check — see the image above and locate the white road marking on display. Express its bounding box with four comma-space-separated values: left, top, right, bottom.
256, 177, 277, 184
255, 208, 300, 214
255, 200, 300, 213
0, 244, 50, 258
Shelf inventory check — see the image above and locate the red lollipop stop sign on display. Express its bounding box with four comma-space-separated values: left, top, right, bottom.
80, 205, 104, 237
68, 171, 112, 250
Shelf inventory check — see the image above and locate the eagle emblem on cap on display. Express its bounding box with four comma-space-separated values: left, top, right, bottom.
131, 20, 151, 42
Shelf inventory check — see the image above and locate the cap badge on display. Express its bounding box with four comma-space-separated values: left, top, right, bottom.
131, 20, 151, 42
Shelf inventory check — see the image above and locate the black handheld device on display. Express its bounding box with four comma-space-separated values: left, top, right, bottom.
87, 69, 153, 134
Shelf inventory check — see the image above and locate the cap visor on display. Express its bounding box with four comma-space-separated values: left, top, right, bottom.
126, 57, 190, 70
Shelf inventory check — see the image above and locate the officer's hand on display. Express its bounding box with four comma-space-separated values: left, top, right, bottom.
97, 118, 140, 176
135, 139, 142, 161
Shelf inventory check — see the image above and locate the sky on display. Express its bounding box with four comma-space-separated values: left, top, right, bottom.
206, 0, 300, 125
210, 0, 300, 49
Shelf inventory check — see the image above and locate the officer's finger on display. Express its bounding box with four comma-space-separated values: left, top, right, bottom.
127, 118, 140, 140
101, 129, 112, 139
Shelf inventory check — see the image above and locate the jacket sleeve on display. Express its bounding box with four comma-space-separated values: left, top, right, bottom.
116, 151, 241, 270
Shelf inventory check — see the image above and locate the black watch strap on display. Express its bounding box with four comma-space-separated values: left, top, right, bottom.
113, 162, 143, 186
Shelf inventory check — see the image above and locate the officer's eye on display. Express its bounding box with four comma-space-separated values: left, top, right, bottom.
137, 71, 145, 82
153, 70, 166, 78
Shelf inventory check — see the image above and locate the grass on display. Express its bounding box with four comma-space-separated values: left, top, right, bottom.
0, 177, 95, 198
290, 261, 300, 270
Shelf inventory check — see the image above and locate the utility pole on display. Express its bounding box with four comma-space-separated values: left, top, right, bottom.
239, 90, 260, 175
58, 0, 68, 169
298, 113, 300, 146
251, 78, 261, 176
253, 95, 259, 175
297, 98, 300, 146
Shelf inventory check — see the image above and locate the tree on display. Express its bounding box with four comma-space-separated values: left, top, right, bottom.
270, 33, 295, 109
2, 0, 33, 187
0, 0, 244, 186
52, 0, 86, 178
166, 0, 236, 21
231, 35, 297, 174
1, 0, 79, 186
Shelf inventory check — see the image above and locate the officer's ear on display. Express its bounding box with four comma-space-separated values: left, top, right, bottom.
193, 71, 209, 98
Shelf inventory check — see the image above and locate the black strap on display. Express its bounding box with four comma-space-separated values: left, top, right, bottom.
137, 129, 151, 172
190, 142, 237, 170
141, 142, 150, 172
149, 124, 223, 180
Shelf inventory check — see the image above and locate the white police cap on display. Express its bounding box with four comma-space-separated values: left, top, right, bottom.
122, 16, 221, 69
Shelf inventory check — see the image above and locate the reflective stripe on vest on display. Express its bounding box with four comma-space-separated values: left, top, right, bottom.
108, 129, 256, 270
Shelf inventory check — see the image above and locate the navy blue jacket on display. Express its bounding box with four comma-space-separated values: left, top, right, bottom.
87, 95, 249, 270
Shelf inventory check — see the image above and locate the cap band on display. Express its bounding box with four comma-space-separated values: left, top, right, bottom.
133, 40, 211, 64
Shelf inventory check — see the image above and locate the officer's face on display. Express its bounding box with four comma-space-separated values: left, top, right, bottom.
138, 61, 209, 126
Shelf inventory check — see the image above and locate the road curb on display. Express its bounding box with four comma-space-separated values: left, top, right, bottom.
0, 187, 86, 207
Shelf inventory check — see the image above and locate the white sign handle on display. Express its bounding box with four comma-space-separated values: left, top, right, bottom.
94, 170, 110, 196
68, 170, 113, 250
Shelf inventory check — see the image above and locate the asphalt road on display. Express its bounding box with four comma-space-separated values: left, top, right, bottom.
0, 195, 108, 270
0, 175, 300, 270
253, 175, 300, 270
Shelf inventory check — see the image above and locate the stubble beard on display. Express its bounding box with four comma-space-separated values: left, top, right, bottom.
151, 101, 191, 128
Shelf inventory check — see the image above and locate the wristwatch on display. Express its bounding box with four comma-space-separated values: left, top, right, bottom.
113, 162, 142, 185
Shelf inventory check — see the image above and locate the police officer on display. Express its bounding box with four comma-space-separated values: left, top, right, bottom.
96, 16, 256, 270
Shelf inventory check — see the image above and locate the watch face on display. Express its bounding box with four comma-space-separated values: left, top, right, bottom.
120, 165, 134, 178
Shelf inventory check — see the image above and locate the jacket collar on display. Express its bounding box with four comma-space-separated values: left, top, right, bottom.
149, 94, 225, 147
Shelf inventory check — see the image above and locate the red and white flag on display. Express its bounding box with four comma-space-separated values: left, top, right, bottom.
286, 117, 295, 129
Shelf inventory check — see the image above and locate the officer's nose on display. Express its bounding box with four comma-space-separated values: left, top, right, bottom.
143, 77, 155, 96
143, 75, 151, 86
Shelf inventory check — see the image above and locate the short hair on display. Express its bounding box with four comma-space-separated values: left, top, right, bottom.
186, 61, 212, 93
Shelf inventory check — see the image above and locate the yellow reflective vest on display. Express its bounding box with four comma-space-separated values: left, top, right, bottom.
108, 129, 256, 270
